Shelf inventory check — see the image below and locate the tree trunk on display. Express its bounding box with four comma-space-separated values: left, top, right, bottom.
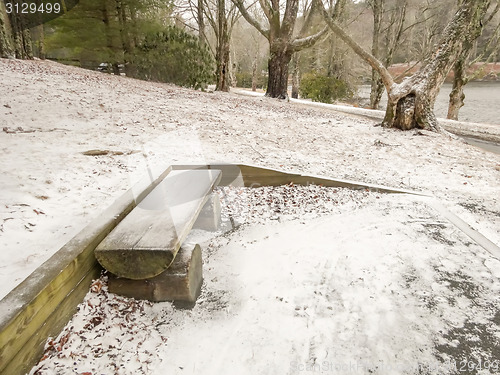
291, 53, 300, 98
447, 54, 467, 120
37, 25, 45, 59
251, 53, 258, 91
233, 0, 331, 100
8, 2, 33, 59
102, 0, 121, 74
215, 0, 230, 92
198, 0, 206, 45
370, 76, 384, 109
215, 0, 231, 92
215, 41, 230, 91
266, 44, 293, 99
384, 90, 438, 130
0, 3, 14, 58
369, 0, 383, 109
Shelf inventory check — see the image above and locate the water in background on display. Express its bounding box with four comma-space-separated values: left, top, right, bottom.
357, 82, 500, 126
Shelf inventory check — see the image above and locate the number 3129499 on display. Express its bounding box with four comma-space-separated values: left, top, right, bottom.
5, 2, 61, 14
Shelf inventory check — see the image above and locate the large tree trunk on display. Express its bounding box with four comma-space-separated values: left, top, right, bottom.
232, 0, 331, 100
0, 3, 14, 58
215, 42, 230, 91
266, 43, 293, 98
382, 77, 441, 130
8, 3, 33, 59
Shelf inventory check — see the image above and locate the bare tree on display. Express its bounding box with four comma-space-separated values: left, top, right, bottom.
317, 0, 493, 131
231, 0, 345, 98
367, 0, 407, 109
215, 0, 240, 90
189, 0, 240, 91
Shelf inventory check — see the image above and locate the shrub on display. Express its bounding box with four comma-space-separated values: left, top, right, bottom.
235, 71, 266, 89
129, 26, 214, 89
299, 71, 353, 104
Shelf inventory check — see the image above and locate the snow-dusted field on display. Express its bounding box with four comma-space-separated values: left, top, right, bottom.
0, 59, 499, 374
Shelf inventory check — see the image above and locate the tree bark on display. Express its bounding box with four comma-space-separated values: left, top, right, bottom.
215, 0, 230, 91
8, 1, 33, 59
369, 0, 383, 109
116, 0, 134, 62
0, 3, 14, 58
448, 53, 468, 120
291, 52, 300, 98
198, 0, 206, 45
266, 43, 293, 98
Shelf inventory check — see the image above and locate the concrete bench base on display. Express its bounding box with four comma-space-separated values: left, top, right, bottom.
107, 244, 203, 302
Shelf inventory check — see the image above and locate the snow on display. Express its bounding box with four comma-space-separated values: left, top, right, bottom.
0, 58, 499, 374
30, 189, 500, 375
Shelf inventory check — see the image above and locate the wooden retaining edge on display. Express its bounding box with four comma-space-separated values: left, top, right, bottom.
171, 163, 431, 196
0, 166, 172, 375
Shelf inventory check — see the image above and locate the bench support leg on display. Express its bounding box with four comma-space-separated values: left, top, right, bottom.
107, 244, 203, 302
194, 193, 221, 231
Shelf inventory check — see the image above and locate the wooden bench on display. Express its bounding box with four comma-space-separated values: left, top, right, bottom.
95, 169, 222, 289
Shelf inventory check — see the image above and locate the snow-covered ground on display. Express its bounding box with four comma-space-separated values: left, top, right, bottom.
0, 59, 499, 374
31, 187, 500, 375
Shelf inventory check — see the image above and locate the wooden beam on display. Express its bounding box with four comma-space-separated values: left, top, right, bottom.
107, 244, 203, 302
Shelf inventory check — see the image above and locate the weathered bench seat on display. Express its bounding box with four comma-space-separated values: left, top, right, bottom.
95, 169, 221, 280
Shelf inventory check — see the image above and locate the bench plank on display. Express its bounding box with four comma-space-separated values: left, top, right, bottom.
95, 169, 221, 279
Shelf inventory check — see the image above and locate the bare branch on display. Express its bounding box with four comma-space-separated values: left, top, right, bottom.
258, 0, 273, 20
314, 0, 394, 89
291, 25, 329, 52
231, 0, 270, 38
